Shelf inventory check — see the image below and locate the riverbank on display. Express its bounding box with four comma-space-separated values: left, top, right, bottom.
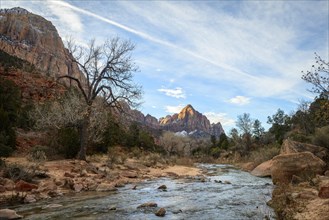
237, 162, 329, 220
0, 155, 204, 208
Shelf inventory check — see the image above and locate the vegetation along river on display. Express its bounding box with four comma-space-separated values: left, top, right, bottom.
12, 164, 275, 219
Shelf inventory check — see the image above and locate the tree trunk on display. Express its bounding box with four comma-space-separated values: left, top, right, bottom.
77, 106, 91, 160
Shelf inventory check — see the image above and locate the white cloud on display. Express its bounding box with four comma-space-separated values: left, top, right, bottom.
204, 112, 235, 126
165, 104, 185, 114
228, 96, 251, 105
158, 87, 186, 99
44, 0, 83, 34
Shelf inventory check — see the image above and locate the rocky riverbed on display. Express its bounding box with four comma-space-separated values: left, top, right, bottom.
2, 163, 275, 219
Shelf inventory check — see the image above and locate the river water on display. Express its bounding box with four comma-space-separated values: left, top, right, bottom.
13, 164, 275, 219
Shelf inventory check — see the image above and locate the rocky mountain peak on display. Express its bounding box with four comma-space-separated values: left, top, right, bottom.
157, 104, 224, 137
178, 104, 196, 119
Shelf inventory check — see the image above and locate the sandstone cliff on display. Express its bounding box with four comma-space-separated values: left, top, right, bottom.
0, 7, 81, 83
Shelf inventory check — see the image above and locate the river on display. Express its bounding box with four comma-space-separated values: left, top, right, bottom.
12, 164, 275, 219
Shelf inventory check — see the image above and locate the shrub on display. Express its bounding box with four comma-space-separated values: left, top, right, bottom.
3, 163, 35, 182
312, 126, 329, 150
27, 145, 50, 162
287, 130, 312, 143
106, 146, 127, 168
247, 143, 280, 166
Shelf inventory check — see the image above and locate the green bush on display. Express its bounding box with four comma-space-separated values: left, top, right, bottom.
57, 127, 80, 158
313, 126, 329, 150
287, 130, 312, 143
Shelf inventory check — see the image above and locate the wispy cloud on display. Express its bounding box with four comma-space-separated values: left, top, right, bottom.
44, 0, 83, 34
158, 87, 186, 99
228, 96, 251, 105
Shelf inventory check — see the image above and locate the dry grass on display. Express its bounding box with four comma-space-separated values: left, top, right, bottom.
245, 144, 280, 167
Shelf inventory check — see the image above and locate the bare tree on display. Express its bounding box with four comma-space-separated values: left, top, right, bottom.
58, 37, 142, 160
302, 53, 329, 98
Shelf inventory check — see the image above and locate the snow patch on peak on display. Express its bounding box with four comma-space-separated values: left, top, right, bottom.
175, 131, 188, 137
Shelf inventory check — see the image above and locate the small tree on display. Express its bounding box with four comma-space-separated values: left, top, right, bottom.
302, 53, 329, 98
267, 109, 291, 144
59, 37, 142, 160
252, 119, 265, 140
236, 113, 253, 151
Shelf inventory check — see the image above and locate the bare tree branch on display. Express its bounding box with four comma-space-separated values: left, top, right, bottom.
302, 53, 329, 98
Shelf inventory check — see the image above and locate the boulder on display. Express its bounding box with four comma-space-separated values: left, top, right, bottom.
137, 202, 158, 209
15, 180, 38, 192
155, 208, 166, 217
64, 172, 75, 178
157, 185, 167, 190
281, 139, 328, 161
121, 171, 138, 178
80, 169, 88, 177
73, 183, 83, 192
96, 183, 118, 192
240, 162, 256, 172
24, 194, 36, 203
0, 209, 23, 219
271, 152, 326, 185
0, 185, 5, 193
251, 160, 273, 177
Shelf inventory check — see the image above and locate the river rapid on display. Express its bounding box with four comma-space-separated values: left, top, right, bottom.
12, 164, 275, 219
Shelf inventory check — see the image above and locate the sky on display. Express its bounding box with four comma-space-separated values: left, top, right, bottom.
1, 0, 329, 132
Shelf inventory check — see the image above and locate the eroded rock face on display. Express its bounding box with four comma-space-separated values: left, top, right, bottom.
281, 139, 328, 161
271, 152, 326, 185
0, 7, 81, 82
